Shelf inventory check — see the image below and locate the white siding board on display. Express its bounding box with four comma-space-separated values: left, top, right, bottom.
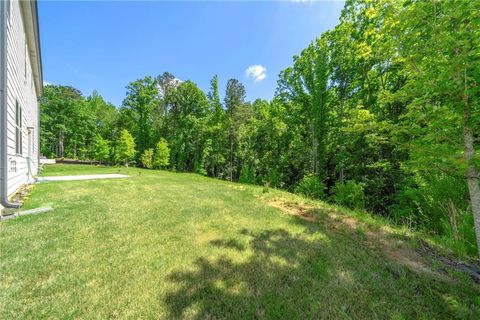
4, 0, 40, 197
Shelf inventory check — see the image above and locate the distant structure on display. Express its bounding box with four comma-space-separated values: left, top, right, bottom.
1, 0, 43, 208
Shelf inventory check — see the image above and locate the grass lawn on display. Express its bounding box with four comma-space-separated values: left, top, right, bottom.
1, 164, 479, 319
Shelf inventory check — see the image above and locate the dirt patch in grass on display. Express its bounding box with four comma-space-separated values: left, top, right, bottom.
10, 184, 34, 205
1, 184, 34, 217
266, 198, 318, 223
264, 197, 480, 284
418, 240, 480, 284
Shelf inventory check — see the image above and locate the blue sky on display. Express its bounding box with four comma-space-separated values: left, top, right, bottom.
39, 1, 344, 107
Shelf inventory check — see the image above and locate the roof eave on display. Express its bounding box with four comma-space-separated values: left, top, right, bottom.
20, 0, 43, 98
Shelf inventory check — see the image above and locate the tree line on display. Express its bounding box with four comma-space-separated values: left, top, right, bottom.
40, 0, 479, 257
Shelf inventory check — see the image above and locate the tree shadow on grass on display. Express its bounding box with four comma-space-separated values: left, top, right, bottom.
209, 239, 245, 251
165, 228, 332, 319
164, 214, 480, 319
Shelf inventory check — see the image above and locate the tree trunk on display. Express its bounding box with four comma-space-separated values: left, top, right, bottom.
338, 87, 346, 183
311, 123, 318, 174
461, 60, 480, 257
229, 137, 233, 182
229, 126, 234, 182
58, 130, 64, 158
463, 125, 480, 257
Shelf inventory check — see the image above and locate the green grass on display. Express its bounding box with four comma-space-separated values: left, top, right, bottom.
1, 164, 479, 319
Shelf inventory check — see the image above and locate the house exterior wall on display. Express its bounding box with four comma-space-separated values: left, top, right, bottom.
5, 0, 41, 197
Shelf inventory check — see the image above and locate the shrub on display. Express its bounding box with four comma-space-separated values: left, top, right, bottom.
195, 139, 212, 176
140, 148, 154, 169
239, 164, 255, 184
115, 129, 136, 166
153, 138, 170, 169
294, 174, 326, 200
263, 168, 283, 189
439, 207, 477, 257
91, 135, 110, 164
332, 180, 365, 210
392, 174, 469, 232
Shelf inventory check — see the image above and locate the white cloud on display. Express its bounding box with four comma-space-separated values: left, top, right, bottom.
157, 77, 182, 98
245, 65, 267, 83
43, 81, 52, 86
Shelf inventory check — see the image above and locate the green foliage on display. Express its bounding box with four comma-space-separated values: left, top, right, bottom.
390, 0, 480, 254
40, 0, 480, 256
263, 169, 283, 189
391, 174, 477, 256
294, 174, 326, 200
163, 81, 209, 172
440, 211, 478, 257
140, 148, 154, 169
40, 86, 119, 160
40, 85, 95, 159
122, 76, 160, 157
277, 37, 330, 179
332, 181, 365, 210
154, 139, 170, 169
91, 135, 110, 163
239, 164, 255, 184
204, 76, 228, 178
87, 90, 118, 140
115, 130, 136, 166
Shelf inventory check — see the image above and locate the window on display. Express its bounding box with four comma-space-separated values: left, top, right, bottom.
10, 160, 17, 173
15, 101, 22, 154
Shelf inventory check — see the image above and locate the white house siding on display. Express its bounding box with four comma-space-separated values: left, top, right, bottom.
5, 0, 40, 197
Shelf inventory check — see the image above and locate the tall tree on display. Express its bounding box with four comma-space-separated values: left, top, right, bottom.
40, 85, 95, 159
87, 90, 118, 141
123, 76, 160, 158
164, 81, 209, 172
205, 75, 227, 178
277, 37, 330, 180
392, 0, 480, 255
224, 79, 250, 181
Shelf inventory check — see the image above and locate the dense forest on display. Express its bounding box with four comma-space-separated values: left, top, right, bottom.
40, 0, 479, 256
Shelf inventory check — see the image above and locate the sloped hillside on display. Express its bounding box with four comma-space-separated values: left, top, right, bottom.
0, 165, 478, 319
